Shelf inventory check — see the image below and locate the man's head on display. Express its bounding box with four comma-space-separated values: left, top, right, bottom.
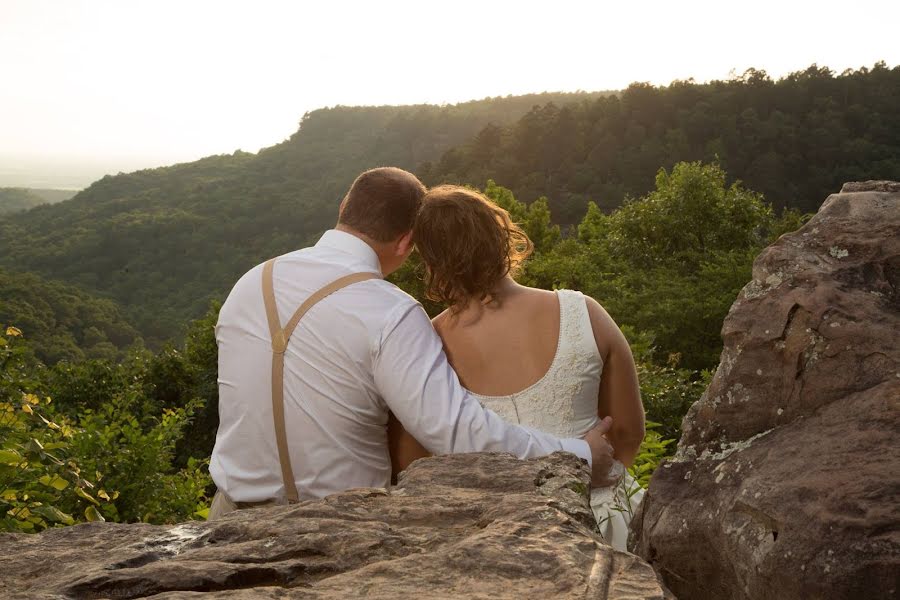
336, 167, 426, 275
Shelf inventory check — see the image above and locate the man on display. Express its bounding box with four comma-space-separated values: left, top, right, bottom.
209, 167, 616, 517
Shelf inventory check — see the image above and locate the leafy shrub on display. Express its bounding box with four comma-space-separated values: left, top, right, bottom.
71, 394, 210, 524
0, 326, 116, 532
624, 327, 708, 440
0, 325, 211, 531
628, 421, 676, 488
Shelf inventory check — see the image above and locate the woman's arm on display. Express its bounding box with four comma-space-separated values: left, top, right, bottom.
387, 412, 431, 481
585, 297, 645, 467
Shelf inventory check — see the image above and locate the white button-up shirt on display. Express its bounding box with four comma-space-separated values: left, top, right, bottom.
210, 229, 591, 502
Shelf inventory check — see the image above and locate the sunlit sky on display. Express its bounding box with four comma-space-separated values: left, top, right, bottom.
2, 0, 898, 187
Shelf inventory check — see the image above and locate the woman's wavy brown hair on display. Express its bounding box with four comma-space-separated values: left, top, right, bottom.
413, 185, 534, 310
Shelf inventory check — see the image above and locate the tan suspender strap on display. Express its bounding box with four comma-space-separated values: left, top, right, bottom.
262, 260, 285, 352
261, 258, 379, 503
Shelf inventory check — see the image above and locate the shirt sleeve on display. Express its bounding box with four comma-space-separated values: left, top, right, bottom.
372, 302, 592, 466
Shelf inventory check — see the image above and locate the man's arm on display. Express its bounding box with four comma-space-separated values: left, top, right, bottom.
373, 303, 617, 485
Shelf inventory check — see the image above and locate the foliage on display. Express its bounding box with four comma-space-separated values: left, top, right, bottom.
484, 180, 562, 253
0, 268, 141, 364
522, 162, 786, 370
0, 326, 117, 532
628, 421, 676, 489
0, 188, 46, 215
0, 325, 210, 532
606, 162, 772, 270
40, 304, 221, 467
144, 304, 220, 465
71, 395, 210, 524
0, 188, 74, 216
423, 63, 900, 222
619, 327, 708, 440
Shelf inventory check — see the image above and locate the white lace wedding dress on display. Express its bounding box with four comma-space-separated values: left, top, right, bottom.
469, 289, 644, 551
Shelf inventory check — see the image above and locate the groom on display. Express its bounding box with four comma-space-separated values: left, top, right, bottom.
208, 167, 616, 517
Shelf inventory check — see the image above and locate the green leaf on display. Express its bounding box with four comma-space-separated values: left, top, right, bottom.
32, 505, 75, 525
74, 487, 100, 506
0, 449, 23, 465
84, 506, 105, 522
0, 449, 22, 465
194, 507, 210, 520
39, 474, 70, 491
13, 518, 35, 531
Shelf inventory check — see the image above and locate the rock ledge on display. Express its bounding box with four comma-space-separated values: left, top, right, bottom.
0, 452, 671, 599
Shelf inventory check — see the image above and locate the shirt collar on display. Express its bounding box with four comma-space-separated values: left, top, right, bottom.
315, 229, 383, 276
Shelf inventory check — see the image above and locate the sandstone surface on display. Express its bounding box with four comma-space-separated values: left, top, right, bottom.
0, 452, 672, 599
632, 181, 900, 599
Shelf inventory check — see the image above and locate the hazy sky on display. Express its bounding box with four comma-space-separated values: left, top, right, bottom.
2, 0, 898, 186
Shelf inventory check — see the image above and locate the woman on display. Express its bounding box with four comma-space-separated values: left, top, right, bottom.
389, 185, 646, 550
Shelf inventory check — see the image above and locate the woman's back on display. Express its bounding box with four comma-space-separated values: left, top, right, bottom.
434, 286, 604, 439
434, 284, 643, 551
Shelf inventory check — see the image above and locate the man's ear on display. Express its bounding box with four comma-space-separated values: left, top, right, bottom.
395, 230, 414, 256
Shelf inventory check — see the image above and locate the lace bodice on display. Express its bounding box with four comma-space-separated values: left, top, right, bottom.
469, 289, 644, 552
470, 289, 603, 439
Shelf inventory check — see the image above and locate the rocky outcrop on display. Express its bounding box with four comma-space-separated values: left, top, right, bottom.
0, 452, 672, 599
632, 181, 900, 599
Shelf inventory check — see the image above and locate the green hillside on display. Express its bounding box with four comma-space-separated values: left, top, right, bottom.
421, 63, 900, 223
0, 188, 76, 215
0, 268, 141, 364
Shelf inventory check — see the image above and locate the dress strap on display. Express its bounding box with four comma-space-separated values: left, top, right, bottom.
557, 289, 603, 366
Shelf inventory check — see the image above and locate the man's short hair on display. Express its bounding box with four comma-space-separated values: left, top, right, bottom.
337, 167, 426, 242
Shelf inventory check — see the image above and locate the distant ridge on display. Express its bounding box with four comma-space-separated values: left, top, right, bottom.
0, 187, 76, 215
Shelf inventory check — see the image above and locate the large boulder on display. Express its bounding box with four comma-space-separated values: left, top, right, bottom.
632, 181, 900, 599
0, 452, 671, 599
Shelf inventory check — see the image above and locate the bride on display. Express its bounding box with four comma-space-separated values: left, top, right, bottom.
390, 185, 646, 551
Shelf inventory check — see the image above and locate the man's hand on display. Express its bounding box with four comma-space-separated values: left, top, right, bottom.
585, 416, 621, 488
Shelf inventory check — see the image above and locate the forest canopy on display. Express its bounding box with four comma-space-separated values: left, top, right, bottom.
421, 63, 900, 223
0, 268, 141, 364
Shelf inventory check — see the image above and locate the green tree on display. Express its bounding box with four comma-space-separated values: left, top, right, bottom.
606, 161, 772, 271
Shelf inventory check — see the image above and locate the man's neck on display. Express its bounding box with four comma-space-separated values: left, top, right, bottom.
334, 224, 390, 274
